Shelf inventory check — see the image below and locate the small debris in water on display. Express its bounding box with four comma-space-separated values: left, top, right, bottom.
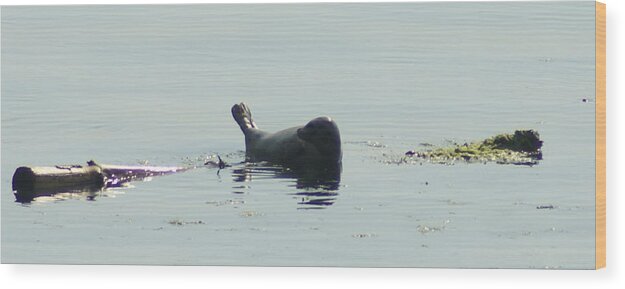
417, 220, 450, 234
352, 233, 377, 238
215, 227, 237, 232
366, 141, 386, 148
217, 155, 226, 169
445, 199, 464, 206
240, 211, 263, 217
417, 225, 441, 234
206, 199, 245, 206
204, 155, 229, 169
167, 220, 204, 226
167, 219, 205, 226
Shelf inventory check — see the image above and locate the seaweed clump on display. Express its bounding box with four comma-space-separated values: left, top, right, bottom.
410, 130, 543, 165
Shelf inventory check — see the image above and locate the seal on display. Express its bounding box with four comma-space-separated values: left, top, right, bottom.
231, 102, 342, 168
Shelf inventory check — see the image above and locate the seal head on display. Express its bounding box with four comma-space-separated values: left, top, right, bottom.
297, 116, 342, 164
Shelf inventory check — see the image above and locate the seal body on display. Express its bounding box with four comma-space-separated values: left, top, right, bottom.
232, 103, 342, 168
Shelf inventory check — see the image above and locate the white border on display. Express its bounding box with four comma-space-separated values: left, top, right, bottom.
1, 0, 622, 288
0, 0, 607, 5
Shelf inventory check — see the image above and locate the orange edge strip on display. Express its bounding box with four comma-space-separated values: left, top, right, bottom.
595, 1, 606, 270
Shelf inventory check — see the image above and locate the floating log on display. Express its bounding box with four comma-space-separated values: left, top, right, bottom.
12, 164, 105, 193
11, 160, 189, 202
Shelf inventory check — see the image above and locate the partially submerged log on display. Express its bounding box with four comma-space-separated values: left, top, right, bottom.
12, 165, 105, 193
12, 160, 188, 202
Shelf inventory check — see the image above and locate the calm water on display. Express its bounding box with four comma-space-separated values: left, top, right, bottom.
1, 2, 596, 268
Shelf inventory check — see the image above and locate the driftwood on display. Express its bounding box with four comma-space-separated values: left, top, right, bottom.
12, 165, 104, 193
11, 160, 188, 202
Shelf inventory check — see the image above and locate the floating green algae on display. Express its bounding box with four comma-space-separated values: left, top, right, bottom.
405, 130, 543, 166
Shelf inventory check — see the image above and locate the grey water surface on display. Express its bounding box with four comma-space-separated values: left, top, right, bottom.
1, 2, 596, 268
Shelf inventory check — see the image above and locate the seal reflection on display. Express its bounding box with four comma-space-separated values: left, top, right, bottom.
231, 162, 342, 209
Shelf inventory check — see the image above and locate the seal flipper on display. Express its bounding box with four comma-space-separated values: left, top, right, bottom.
232, 103, 266, 156
232, 102, 258, 132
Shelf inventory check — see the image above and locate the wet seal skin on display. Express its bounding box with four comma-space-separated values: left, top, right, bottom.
231, 102, 342, 170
